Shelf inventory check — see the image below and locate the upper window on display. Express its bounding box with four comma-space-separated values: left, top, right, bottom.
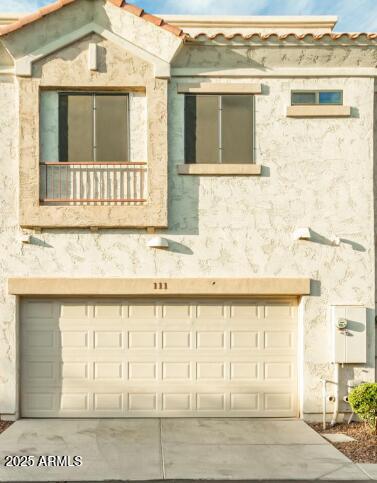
291, 90, 343, 106
58, 93, 129, 162
184, 94, 254, 164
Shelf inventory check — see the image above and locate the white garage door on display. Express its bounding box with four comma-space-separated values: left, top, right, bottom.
21, 298, 298, 417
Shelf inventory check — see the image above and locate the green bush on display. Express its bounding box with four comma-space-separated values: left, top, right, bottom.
348, 383, 377, 433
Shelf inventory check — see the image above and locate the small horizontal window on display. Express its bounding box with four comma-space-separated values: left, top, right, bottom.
291, 90, 343, 106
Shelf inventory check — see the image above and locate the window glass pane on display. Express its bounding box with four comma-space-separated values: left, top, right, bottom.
291, 92, 316, 105
185, 95, 219, 164
95, 94, 129, 161
61, 94, 93, 162
319, 91, 342, 105
221, 95, 253, 164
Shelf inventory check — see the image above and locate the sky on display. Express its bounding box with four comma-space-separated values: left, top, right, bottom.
0, 0, 376, 32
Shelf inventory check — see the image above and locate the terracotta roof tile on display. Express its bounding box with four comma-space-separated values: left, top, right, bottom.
0, 0, 373, 43
142, 13, 163, 27
39, 2, 62, 15
0, 20, 23, 35
122, 3, 143, 16
188, 32, 377, 41
122, 2, 184, 36
0, 0, 186, 39
108, 0, 123, 6
160, 22, 185, 37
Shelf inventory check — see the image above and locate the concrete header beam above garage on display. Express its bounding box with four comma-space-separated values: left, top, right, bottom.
8, 277, 311, 296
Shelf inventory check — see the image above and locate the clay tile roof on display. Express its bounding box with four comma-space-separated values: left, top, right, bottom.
0, 0, 375, 43
188, 32, 377, 41
0, 0, 186, 38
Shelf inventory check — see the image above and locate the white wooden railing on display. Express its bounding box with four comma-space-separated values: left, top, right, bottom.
39, 162, 147, 205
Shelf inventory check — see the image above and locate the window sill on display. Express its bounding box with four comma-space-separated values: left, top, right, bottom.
177, 83, 262, 94
287, 105, 351, 117
177, 164, 262, 176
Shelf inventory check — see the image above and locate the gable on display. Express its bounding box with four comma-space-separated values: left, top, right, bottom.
0, 0, 184, 77
34, 32, 153, 85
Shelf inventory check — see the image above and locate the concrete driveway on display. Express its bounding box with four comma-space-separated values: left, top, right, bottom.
0, 418, 371, 481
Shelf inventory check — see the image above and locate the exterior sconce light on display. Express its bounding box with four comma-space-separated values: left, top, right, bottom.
330, 235, 341, 246
20, 234, 32, 244
292, 227, 311, 241
147, 236, 169, 249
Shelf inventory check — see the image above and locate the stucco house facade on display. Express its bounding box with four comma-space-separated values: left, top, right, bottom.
0, 0, 376, 421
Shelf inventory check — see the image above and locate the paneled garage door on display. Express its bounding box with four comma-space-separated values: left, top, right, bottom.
21, 298, 298, 417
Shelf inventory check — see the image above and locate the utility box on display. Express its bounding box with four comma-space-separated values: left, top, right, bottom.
331, 305, 367, 363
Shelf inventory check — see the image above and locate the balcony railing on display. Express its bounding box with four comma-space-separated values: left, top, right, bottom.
39, 162, 147, 206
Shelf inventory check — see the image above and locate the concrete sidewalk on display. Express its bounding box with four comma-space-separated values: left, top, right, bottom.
0, 418, 371, 481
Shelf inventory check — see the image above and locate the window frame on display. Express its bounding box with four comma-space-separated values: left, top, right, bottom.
184, 93, 255, 165
58, 91, 130, 163
291, 90, 343, 106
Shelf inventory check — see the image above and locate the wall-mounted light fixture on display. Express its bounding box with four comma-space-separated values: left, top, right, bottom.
88, 43, 98, 71
20, 234, 32, 244
292, 227, 311, 241
147, 236, 169, 249
330, 235, 341, 246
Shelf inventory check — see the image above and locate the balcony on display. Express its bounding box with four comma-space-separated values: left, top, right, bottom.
39, 162, 147, 206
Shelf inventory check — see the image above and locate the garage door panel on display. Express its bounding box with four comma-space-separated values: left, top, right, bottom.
196, 331, 225, 349
229, 303, 260, 320
94, 330, 124, 349
21, 389, 298, 418
93, 303, 124, 319
94, 393, 124, 411
264, 301, 295, 320
62, 362, 89, 379
162, 362, 192, 381
60, 302, 89, 319
196, 303, 226, 319
25, 361, 57, 382
22, 300, 56, 319
128, 302, 159, 319
21, 298, 298, 417
162, 331, 192, 349
128, 331, 158, 349
230, 362, 259, 380
230, 330, 259, 349
24, 330, 56, 350
128, 362, 158, 381
62, 330, 90, 348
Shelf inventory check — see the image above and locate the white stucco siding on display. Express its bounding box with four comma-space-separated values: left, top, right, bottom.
0, 78, 18, 414
0, 35, 375, 415
169, 76, 375, 413
173, 44, 377, 69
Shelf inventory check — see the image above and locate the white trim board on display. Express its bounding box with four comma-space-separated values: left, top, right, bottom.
171, 67, 377, 78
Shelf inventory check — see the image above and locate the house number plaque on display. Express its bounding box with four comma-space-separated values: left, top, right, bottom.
154, 282, 168, 290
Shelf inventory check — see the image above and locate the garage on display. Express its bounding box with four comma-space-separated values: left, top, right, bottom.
21, 298, 298, 417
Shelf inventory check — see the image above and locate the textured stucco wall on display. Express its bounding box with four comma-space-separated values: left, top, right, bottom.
0, 9, 375, 416
170, 76, 376, 414
174, 43, 377, 69
1, 73, 375, 415
0, 78, 18, 413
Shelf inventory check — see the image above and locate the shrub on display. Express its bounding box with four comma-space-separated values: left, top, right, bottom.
348, 383, 377, 434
